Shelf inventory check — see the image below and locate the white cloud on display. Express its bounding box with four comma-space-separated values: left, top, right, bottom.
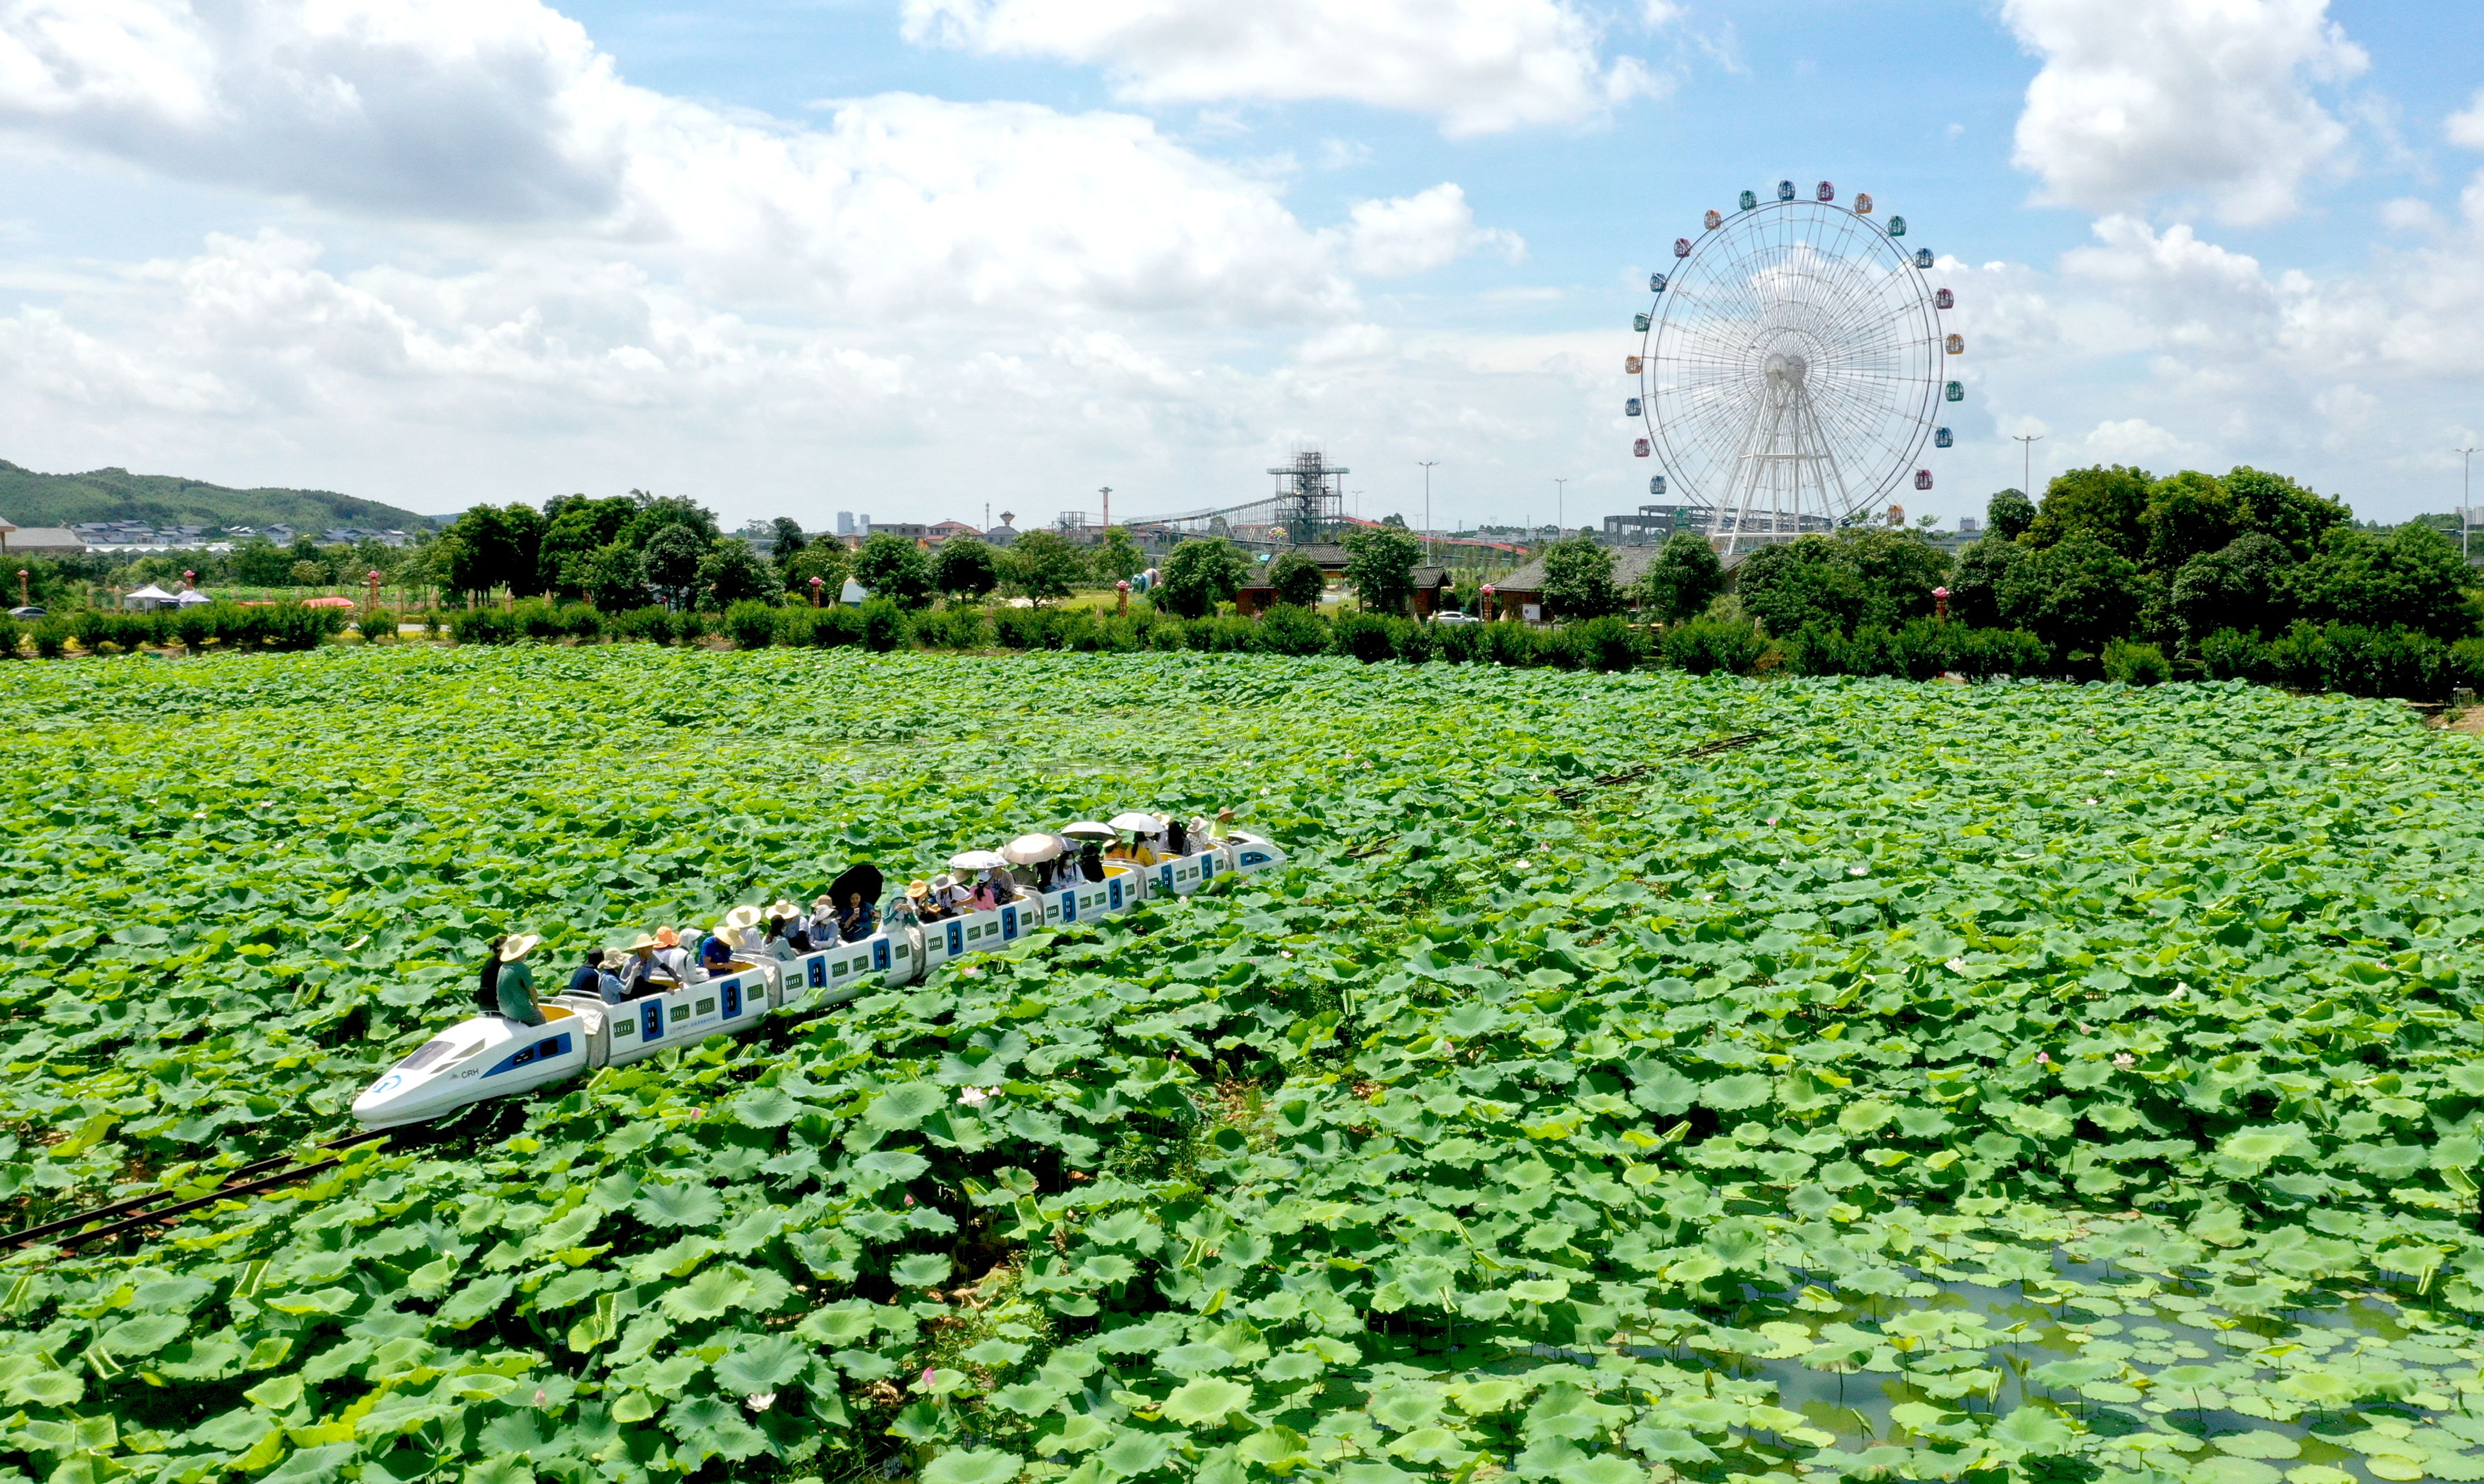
897, 0, 1671, 137
2002, 0, 2367, 224
0, 0, 1360, 321
2077, 417, 2203, 466
2381, 197, 2439, 232
1345, 184, 1525, 277
2450, 88, 2484, 149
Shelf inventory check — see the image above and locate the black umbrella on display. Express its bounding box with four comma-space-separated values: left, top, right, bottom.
828, 862, 884, 907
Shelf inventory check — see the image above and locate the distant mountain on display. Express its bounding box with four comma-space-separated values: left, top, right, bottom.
0, 460, 434, 534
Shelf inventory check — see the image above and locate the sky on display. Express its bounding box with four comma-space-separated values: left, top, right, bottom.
0, 0, 2478, 533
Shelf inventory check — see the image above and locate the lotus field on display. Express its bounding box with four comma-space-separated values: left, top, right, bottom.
12, 647, 2484, 1484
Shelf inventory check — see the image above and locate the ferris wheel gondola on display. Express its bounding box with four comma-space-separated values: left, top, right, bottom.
1631, 180, 1958, 558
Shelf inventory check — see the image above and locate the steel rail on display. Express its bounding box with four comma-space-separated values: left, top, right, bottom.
11, 1127, 399, 1250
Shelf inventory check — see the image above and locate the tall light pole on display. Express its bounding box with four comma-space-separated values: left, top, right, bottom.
1553, 477, 1568, 538
1417, 460, 1440, 562
2012, 434, 2043, 503
1098, 487, 1111, 532
2461, 447, 2480, 563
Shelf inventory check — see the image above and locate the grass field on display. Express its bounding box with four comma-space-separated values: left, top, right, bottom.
7, 648, 2484, 1484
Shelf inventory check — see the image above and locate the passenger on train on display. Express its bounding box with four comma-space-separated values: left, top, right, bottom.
937, 874, 975, 916
476, 934, 506, 1016
653, 926, 696, 983
1165, 814, 1189, 856
809, 895, 838, 947
623, 933, 665, 997
1032, 855, 1058, 892
496, 934, 546, 1026
967, 874, 998, 912
839, 889, 877, 941
1079, 841, 1107, 882
565, 947, 604, 1000
700, 926, 736, 976
1211, 807, 1236, 840
773, 899, 811, 953
909, 878, 944, 921
596, 949, 630, 1004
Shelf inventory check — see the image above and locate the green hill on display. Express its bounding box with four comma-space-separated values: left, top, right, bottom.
0, 460, 433, 534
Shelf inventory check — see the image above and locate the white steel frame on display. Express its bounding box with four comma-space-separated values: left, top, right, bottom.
1639, 198, 1946, 559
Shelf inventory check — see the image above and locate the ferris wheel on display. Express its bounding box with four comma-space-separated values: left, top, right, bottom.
1627, 179, 1960, 558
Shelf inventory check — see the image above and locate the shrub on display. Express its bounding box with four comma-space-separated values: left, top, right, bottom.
0, 616, 18, 658
516, 600, 567, 641
1533, 625, 1584, 670
2102, 638, 2172, 686
2199, 628, 2267, 682
259, 604, 343, 652
563, 604, 604, 641
919, 606, 989, 651
1660, 615, 1768, 676
1255, 604, 1330, 657
1566, 616, 1645, 673
2314, 624, 2444, 700
453, 608, 515, 646
859, 598, 908, 653
610, 607, 679, 644
1952, 627, 2049, 681
1332, 611, 1396, 663
1394, 618, 1439, 665
2451, 637, 2484, 697
1436, 620, 1484, 664
355, 610, 396, 644
724, 598, 778, 650
1480, 622, 1536, 668
32, 618, 68, 658
1267, 553, 1324, 609
676, 611, 708, 645
1147, 618, 1186, 651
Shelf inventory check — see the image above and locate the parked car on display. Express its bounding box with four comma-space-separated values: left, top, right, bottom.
8, 605, 44, 619
1433, 611, 1479, 625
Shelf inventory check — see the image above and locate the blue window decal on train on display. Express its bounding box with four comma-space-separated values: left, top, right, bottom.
1202, 853, 1214, 879
1241, 851, 1270, 868
874, 938, 891, 972
721, 979, 741, 1018
946, 921, 963, 956
1160, 864, 1174, 894
484, 1033, 572, 1078
1109, 879, 1124, 909
640, 1002, 663, 1042
1002, 905, 1018, 940
1061, 889, 1077, 924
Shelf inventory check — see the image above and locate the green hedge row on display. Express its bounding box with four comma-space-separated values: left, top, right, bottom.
2199, 621, 2484, 700
0, 602, 348, 659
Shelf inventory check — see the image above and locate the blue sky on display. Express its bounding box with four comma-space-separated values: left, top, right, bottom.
0, 0, 2477, 533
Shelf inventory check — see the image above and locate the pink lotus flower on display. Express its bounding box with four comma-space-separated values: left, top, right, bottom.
2114, 1052, 2135, 1067
2036, 1052, 2050, 1065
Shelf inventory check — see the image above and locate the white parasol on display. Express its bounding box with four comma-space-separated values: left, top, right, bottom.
1109, 811, 1165, 833
948, 848, 1010, 872
1059, 821, 1117, 841
1001, 833, 1062, 865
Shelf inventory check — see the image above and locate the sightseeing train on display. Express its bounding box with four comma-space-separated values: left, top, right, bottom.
349, 821, 1286, 1129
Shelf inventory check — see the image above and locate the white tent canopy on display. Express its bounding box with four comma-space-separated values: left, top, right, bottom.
122, 584, 176, 610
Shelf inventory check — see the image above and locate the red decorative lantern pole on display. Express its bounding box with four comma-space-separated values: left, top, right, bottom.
1481, 583, 1496, 623
16, 569, 28, 608
809, 575, 824, 608
181, 569, 196, 593
366, 568, 382, 611
1115, 579, 1130, 617
1932, 585, 1950, 622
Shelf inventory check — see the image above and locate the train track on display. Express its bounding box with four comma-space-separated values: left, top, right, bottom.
10, 1128, 404, 1252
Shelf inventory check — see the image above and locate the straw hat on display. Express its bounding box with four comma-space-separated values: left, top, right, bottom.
906, 879, 931, 899
599, 948, 627, 970
627, 932, 658, 951
1216, 807, 1235, 821
654, 926, 680, 947
498, 933, 540, 962
812, 894, 834, 911
725, 904, 763, 931
767, 899, 797, 921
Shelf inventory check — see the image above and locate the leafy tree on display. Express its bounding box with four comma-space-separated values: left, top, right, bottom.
287, 560, 326, 588
2140, 470, 2238, 573
579, 540, 651, 610
1090, 528, 1147, 585
2225, 466, 2349, 560
1001, 531, 1087, 602
698, 540, 776, 608
1344, 525, 1423, 614
1156, 538, 1250, 619
1997, 531, 2155, 654
769, 518, 809, 562
1267, 551, 1324, 608
2289, 523, 2476, 639
1835, 527, 1951, 626
230, 537, 291, 587
932, 539, 999, 602
782, 543, 850, 599
643, 525, 709, 609
1539, 534, 1619, 619
442, 503, 548, 600
537, 496, 637, 598
1380, 513, 1408, 528
622, 492, 720, 551
1987, 488, 2036, 541
1736, 536, 1867, 637
2170, 532, 2294, 641
2025, 465, 2153, 560
1635, 528, 1723, 623
852, 532, 935, 609
1948, 537, 2026, 629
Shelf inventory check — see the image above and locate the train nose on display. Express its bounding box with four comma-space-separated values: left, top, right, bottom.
352, 1069, 431, 1129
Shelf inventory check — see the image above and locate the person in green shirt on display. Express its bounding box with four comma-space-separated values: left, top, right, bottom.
495, 934, 546, 1026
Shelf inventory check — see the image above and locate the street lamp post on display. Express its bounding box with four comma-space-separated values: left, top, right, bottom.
1417, 460, 1439, 563
2461, 447, 2480, 564
1553, 477, 1568, 537
2012, 433, 2044, 503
